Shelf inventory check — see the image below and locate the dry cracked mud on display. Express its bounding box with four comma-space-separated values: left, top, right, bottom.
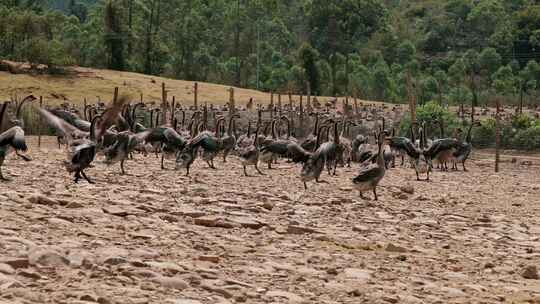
1, 137, 539, 304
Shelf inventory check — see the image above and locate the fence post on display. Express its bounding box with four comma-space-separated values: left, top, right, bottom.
354, 95, 358, 116
306, 82, 312, 112
194, 82, 198, 109
495, 100, 501, 173
38, 96, 43, 148
270, 92, 274, 119
406, 70, 416, 125
229, 87, 235, 117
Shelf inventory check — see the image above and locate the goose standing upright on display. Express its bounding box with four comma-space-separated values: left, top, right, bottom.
352, 130, 386, 200
0, 102, 31, 181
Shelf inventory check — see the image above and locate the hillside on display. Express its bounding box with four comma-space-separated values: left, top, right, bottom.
0, 65, 378, 107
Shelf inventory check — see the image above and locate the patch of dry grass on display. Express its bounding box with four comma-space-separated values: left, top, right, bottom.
0, 66, 383, 107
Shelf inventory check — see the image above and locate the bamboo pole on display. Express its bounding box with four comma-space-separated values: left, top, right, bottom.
38, 96, 42, 148
270, 92, 274, 118
495, 100, 501, 173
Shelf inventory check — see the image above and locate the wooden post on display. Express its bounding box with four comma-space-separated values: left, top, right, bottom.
229, 87, 235, 117
270, 92, 274, 118
171, 96, 176, 122
345, 96, 350, 118
140, 93, 143, 103
495, 100, 501, 173
113, 87, 119, 103
38, 96, 43, 148
306, 82, 312, 111
161, 82, 169, 125
277, 93, 282, 112
288, 92, 293, 111
194, 82, 198, 109
354, 95, 358, 116
406, 71, 416, 124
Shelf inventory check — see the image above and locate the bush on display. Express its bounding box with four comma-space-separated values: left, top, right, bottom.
512, 126, 540, 150
471, 118, 517, 148
512, 114, 533, 130
398, 101, 461, 138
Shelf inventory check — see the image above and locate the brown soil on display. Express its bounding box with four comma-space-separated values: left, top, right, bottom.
0, 137, 539, 304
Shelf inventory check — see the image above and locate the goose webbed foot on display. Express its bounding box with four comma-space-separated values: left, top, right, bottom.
81, 171, 95, 184
16, 152, 32, 162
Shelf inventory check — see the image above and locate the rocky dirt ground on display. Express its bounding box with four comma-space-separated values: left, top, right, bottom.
1, 136, 539, 304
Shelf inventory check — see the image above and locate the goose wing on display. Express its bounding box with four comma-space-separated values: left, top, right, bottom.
39, 108, 86, 142
286, 143, 311, 163
163, 128, 186, 149
425, 138, 460, 159
0, 126, 27, 151
353, 163, 383, 183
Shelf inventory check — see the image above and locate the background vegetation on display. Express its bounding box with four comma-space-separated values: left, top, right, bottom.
1, 0, 540, 108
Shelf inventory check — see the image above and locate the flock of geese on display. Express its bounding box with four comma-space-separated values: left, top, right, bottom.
0, 95, 474, 200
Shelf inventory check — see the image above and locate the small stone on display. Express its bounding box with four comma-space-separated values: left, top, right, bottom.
266, 290, 305, 303
102, 256, 127, 266
382, 296, 399, 303
152, 276, 189, 290
65, 201, 84, 208
28, 194, 59, 206
286, 225, 321, 235
18, 269, 42, 280
198, 255, 220, 263
0, 263, 15, 275
28, 248, 69, 267
169, 300, 203, 304
352, 225, 370, 233
521, 265, 539, 279
385, 243, 407, 253
343, 268, 372, 281
400, 184, 415, 194
202, 284, 234, 299
0, 258, 29, 269
262, 202, 274, 210
102, 206, 130, 217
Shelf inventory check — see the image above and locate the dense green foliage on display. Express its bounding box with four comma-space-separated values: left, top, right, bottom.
2, 0, 540, 107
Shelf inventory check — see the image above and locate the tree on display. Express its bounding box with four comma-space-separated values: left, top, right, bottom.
104, 0, 125, 71
298, 43, 320, 95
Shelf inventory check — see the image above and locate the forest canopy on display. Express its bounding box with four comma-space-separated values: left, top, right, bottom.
1, 0, 540, 108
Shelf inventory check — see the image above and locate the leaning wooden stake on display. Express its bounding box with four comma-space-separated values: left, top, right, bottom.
495, 100, 501, 173
38, 96, 43, 148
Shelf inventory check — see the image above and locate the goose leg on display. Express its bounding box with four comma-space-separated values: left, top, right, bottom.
120, 159, 126, 175
243, 165, 249, 177
359, 191, 365, 200
74, 171, 81, 183
255, 164, 265, 175
462, 161, 467, 172
304, 181, 308, 190
373, 187, 378, 201
161, 154, 166, 170
211, 159, 217, 169
416, 170, 420, 181
185, 166, 190, 177
81, 170, 94, 184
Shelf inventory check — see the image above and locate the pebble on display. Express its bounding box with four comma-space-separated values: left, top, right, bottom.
151, 276, 189, 290
521, 265, 539, 279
